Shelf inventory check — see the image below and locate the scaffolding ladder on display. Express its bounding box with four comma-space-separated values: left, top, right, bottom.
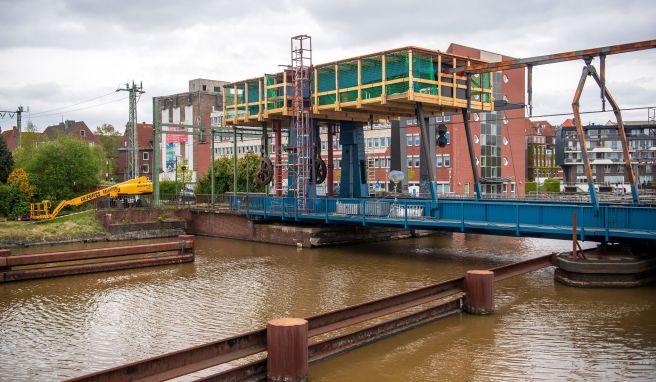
289, 35, 314, 209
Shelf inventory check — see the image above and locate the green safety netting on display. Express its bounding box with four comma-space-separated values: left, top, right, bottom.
482, 72, 491, 89
236, 83, 245, 104
361, 56, 383, 100
338, 61, 358, 103
247, 81, 259, 115
385, 52, 409, 96
338, 61, 358, 88
247, 81, 259, 102
265, 74, 285, 110
317, 67, 336, 93
225, 88, 235, 105
412, 53, 438, 95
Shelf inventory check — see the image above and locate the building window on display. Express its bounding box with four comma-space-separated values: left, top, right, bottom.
407, 134, 413, 146
321, 141, 327, 150
213, 86, 220, 92
407, 157, 413, 168
511, 183, 516, 193
374, 158, 380, 168
436, 154, 443, 167
503, 183, 508, 192
444, 114, 450, 122
414, 134, 420, 146
367, 138, 373, 148
202, 85, 207, 91
374, 138, 379, 148
445, 132, 450, 144
143, 152, 149, 161
80, 130, 85, 137
414, 157, 420, 167
386, 137, 391, 146
444, 154, 450, 167
142, 164, 150, 174
464, 183, 470, 195
436, 116, 443, 122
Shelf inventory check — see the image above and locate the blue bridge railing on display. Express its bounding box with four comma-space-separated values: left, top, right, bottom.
228, 195, 656, 243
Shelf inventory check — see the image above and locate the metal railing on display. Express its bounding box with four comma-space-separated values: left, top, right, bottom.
226, 194, 656, 242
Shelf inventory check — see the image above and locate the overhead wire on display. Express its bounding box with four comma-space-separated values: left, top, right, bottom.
28, 90, 120, 117
27, 96, 129, 120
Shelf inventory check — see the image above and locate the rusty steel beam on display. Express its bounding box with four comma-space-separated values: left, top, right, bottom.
491, 253, 556, 281
3, 254, 194, 282
458, 39, 656, 73
309, 298, 462, 362
306, 278, 464, 336
5, 240, 193, 267
66, 329, 267, 382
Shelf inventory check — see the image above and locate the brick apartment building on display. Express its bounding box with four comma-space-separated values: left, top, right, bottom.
156, 79, 228, 183
526, 120, 560, 181
555, 120, 656, 189
116, 123, 154, 181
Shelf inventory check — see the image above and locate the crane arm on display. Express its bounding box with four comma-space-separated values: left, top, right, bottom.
43, 177, 152, 219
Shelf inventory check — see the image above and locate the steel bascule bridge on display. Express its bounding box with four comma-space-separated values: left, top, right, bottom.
152, 37, 656, 245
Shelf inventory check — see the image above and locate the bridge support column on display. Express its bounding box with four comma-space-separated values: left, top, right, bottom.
267, 317, 308, 382
464, 270, 494, 314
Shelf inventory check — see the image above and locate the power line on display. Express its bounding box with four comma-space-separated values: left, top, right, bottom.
27, 96, 128, 120
29, 90, 119, 117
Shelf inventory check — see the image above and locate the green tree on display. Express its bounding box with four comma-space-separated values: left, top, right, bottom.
0, 134, 14, 183
7, 168, 36, 200
94, 123, 122, 180
543, 178, 561, 193
196, 153, 266, 194
159, 180, 178, 197
197, 156, 234, 194
12, 122, 46, 169
237, 153, 265, 193
0, 184, 27, 218
24, 136, 102, 200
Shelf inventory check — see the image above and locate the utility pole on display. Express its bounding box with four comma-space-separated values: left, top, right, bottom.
0, 106, 24, 149
117, 81, 145, 180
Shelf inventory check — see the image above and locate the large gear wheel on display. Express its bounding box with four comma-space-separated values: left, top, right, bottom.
255, 157, 274, 186
315, 157, 327, 184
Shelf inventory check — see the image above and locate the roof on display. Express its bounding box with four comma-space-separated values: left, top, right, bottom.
561, 118, 575, 128
43, 120, 100, 144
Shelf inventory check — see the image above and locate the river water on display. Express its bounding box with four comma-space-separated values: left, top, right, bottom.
0, 234, 654, 381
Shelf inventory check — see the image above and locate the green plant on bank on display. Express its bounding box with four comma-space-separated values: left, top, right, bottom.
0, 210, 104, 242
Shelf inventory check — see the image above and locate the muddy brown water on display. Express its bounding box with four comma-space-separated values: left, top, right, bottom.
1, 234, 654, 381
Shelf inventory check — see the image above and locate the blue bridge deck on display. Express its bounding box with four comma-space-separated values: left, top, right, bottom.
229, 195, 656, 243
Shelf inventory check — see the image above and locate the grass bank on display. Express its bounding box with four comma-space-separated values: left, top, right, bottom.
0, 210, 104, 243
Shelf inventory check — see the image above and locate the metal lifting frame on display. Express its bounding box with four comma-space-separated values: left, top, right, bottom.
572, 57, 639, 206
456, 39, 655, 205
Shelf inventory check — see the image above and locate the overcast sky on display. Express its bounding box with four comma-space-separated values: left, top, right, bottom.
0, 0, 654, 133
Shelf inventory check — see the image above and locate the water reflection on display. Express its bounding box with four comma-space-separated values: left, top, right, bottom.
0, 234, 654, 381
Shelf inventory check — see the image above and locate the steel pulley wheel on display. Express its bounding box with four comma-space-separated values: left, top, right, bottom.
255, 157, 274, 185
315, 157, 327, 184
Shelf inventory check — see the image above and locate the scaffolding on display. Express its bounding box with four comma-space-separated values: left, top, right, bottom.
288, 35, 314, 208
